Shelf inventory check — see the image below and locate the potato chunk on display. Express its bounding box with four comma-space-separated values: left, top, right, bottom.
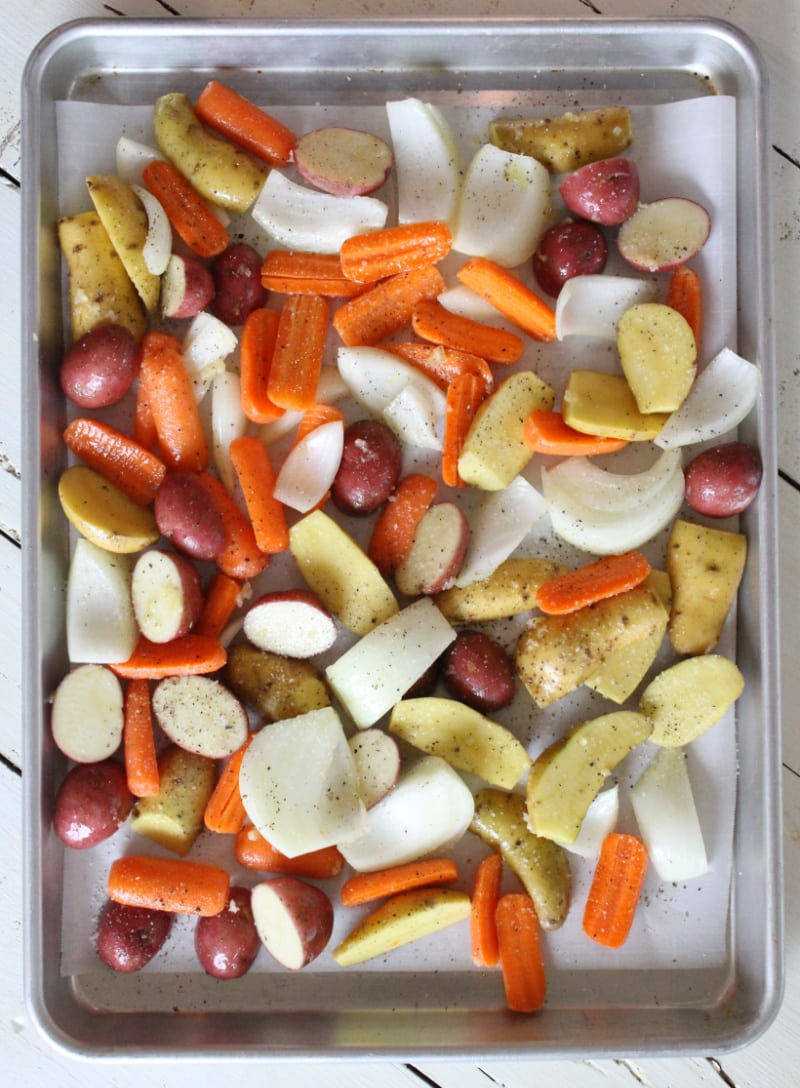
562, 370, 669, 441
667, 518, 747, 654
617, 302, 697, 413
489, 106, 633, 174
130, 744, 215, 855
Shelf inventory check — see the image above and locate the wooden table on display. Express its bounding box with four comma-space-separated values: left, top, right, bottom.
3, 1, 798, 1083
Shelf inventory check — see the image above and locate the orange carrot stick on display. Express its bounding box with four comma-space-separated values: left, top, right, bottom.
583, 832, 649, 948
133, 376, 158, 449
122, 679, 160, 798
239, 307, 284, 424
228, 435, 290, 555
456, 256, 557, 342
666, 264, 703, 349
294, 402, 346, 446
340, 220, 452, 284
139, 333, 209, 473
260, 250, 366, 297
383, 341, 495, 397
112, 634, 226, 679
234, 824, 344, 879
196, 573, 244, 640
267, 294, 329, 411
203, 735, 253, 834
333, 264, 446, 346
535, 550, 651, 615
63, 418, 167, 505
197, 471, 270, 580
142, 159, 229, 259
523, 409, 629, 456
411, 297, 525, 364
496, 893, 547, 1012
340, 858, 459, 908
108, 854, 230, 916
195, 80, 296, 168
442, 372, 486, 487
367, 472, 438, 576
470, 852, 503, 968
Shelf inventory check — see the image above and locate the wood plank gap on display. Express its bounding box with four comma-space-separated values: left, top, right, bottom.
774, 145, 800, 171
0, 166, 19, 190
705, 1056, 739, 1087
779, 467, 800, 492
405, 1066, 448, 1088
0, 750, 20, 777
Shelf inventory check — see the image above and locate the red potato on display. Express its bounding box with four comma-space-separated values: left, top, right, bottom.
442, 629, 516, 712
293, 126, 394, 197
559, 157, 640, 226
331, 419, 403, 516
160, 253, 216, 319
152, 674, 249, 759
96, 898, 173, 973
154, 471, 228, 561
684, 441, 763, 518
532, 219, 608, 297
618, 197, 711, 272
243, 589, 338, 659
131, 549, 204, 644
348, 728, 402, 809
395, 501, 471, 598
59, 322, 141, 409
210, 242, 268, 326
53, 759, 134, 849
251, 876, 334, 969
51, 664, 125, 764
194, 886, 261, 980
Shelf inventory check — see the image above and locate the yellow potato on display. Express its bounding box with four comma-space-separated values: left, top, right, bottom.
584, 576, 669, 702
130, 744, 215, 855
617, 302, 697, 413
58, 465, 159, 554
224, 643, 330, 722
667, 518, 747, 654
434, 556, 565, 623
87, 173, 160, 312
562, 370, 669, 441
489, 106, 633, 174
639, 655, 745, 747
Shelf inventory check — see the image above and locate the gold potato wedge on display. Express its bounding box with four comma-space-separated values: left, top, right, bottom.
470, 788, 571, 930
434, 556, 565, 624
224, 643, 330, 723
584, 580, 669, 702
617, 303, 697, 414
489, 106, 633, 174
58, 465, 159, 554
526, 711, 652, 843
639, 654, 745, 747
562, 370, 670, 441
389, 697, 531, 790
86, 173, 160, 312
130, 744, 216, 855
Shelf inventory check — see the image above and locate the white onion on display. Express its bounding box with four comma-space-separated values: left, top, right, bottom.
630, 747, 709, 881
386, 98, 462, 227
273, 420, 345, 513
210, 371, 247, 492
131, 184, 172, 275
455, 475, 548, 587
555, 274, 657, 340
561, 785, 620, 859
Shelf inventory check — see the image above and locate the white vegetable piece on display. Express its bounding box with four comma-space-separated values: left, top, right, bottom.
631, 747, 709, 881
555, 274, 658, 340
560, 785, 620, 859
211, 370, 248, 492
252, 169, 388, 253
452, 143, 551, 267
152, 675, 249, 760
51, 664, 125, 763
115, 136, 161, 186
66, 539, 138, 664
326, 597, 456, 730
385, 97, 462, 226
338, 755, 475, 872
348, 729, 403, 809
438, 284, 514, 328
542, 450, 684, 555
130, 184, 172, 275
654, 347, 761, 451
273, 419, 345, 513
381, 381, 445, 451
455, 475, 548, 588
239, 706, 367, 858
182, 312, 238, 400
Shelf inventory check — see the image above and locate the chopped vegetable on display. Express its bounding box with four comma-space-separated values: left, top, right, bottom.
582, 833, 648, 948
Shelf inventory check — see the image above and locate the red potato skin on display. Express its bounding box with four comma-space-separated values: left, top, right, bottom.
59, 323, 141, 409
53, 759, 134, 849
293, 126, 393, 197
395, 502, 471, 597
442, 629, 516, 712
331, 419, 403, 516
161, 254, 216, 320
211, 243, 268, 326
559, 157, 640, 227
533, 219, 608, 297
194, 886, 261, 980
255, 877, 334, 969
154, 471, 228, 561
684, 441, 763, 518
96, 899, 173, 972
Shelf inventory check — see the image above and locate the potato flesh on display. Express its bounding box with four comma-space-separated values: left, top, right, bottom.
130, 745, 216, 855
86, 173, 160, 312
640, 655, 745, 747
489, 106, 633, 174
333, 888, 471, 967
667, 518, 747, 654
617, 303, 697, 413
562, 369, 669, 441
224, 643, 330, 722
435, 556, 565, 624
58, 465, 159, 555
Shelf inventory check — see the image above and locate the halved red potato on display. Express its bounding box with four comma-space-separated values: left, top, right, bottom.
251, 876, 334, 969
617, 197, 710, 272
293, 127, 393, 197
160, 253, 216, 319
131, 549, 203, 644
243, 589, 338, 659
152, 675, 249, 759
51, 664, 125, 764
395, 502, 470, 597
559, 157, 640, 226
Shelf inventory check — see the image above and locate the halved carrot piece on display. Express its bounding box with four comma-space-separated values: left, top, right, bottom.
340, 858, 459, 908
235, 824, 344, 879
260, 250, 365, 297
523, 409, 629, 457
203, 735, 253, 834
142, 159, 228, 259
583, 832, 648, 948
63, 418, 167, 505
112, 634, 227, 679
195, 80, 297, 168
333, 264, 446, 346
496, 893, 547, 1012
228, 435, 290, 555
108, 854, 230, 916
411, 297, 525, 364
122, 678, 160, 798
367, 472, 438, 577
666, 264, 703, 349
442, 372, 486, 487
383, 341, 495, 397
196, 573, 244, 640
456, 256, 557, 342
534, 550, 651, 615
340, 220, 452, 284
138, 333, 209, 473
470, 853, 503, 968
267, 294, 329, 411
239, 307, 284, 424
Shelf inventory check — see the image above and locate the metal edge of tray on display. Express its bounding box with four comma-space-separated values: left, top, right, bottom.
20, 15, 783, 1062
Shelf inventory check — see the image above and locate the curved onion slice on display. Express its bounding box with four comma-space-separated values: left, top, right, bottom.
560, 785, 619, 859
654, 347, 761, 451
455, 475, 547, 587
211, 371, 247, 492
386, 98, 462, 227
630, 747, 708, 881
131, 184, 172, 275
115, 136, 161, 186
438, 284, 511, 327
555, 274, 657, 340
542, 450, 684, 554
182, 312, 238, 400
273, 419, 345, 513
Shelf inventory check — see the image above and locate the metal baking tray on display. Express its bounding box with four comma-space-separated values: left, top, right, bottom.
21, 16, 782, 1060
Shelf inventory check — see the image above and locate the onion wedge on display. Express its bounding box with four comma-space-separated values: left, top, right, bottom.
455, 475, 547, 588
555, 274, 657, 341
273, 419, 345, 513
630, 747, 708, 881
386, 98, 462, 227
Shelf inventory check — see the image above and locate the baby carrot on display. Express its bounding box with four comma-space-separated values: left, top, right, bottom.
234, 824, 344, 879
196, 572, 244, 640
239, 307, 284, 424
197, 471, 270, 580
267, 294, 329, 411
340, 858, 459, 907
523, 409, 629, 456
294, 402, 346, 445
367, 472, 438, 576
228, 435, 290, 555
203, 735, 253, 834
260, 250, 365, 297
142, 159, 228, 259
456, 256, 557, 342
333, 264, 446, 346
133, 377, 157, 450
666, 264, 703, 349
112, 634, 227, 679
442, 372, 486, 487
535, 551, 651, 615
340, 220, 452, 284
122, 678, 160, 798
411, 297, 525, 364
108, 854, 230, 916
384, 341, 495, 397
139, 333, 209, 473
195, 79, 296, 168
63, 418, 167, 505
583, 832, 649, 948
470, 852, 503, 968
496, 893, 547, 1012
